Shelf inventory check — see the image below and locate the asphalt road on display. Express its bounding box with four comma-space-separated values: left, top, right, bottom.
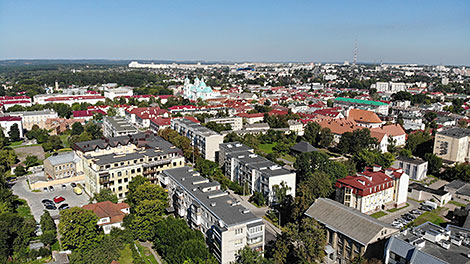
11, 176, 89, 222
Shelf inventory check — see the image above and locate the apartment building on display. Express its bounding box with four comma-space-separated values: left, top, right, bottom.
44, 151, 81, 179
103, 116, 138, 138
205, 117, 243, 131
392, 156, 428, 181
219, 142, 296, 204
433, 127, 470, 163
171, 118, 224, 162
335, 166, 409, 213
161, 166, 265, 264
305, 198, 398, 263
9, 110, 58, 130
74, 132, 185, 199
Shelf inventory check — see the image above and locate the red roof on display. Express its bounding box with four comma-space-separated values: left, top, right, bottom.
150, 117, 171, 126
45, 95, 105, 102
0, 116, 22, 121
73, 109, 107, 117
168, 105, 198, 110
313, 109, 342, 118
83, 201, 129, 225
236, 113, 264, 118
0, 100, 31, 105
126, 107, 168, 119
268, 110, 288, 116
183, 116, 200, 123
0, 96, 31, 101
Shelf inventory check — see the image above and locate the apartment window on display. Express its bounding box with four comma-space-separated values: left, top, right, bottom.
235, 228, 243, 235
118, 172, 122, 177
235, 239, 243, 246
137, 168, 141, 173
124, 178, 128, 182
118, 186, 122, 191
118, 179, 122, 184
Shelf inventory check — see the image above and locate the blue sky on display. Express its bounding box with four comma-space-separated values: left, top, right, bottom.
0, 0, 469, 65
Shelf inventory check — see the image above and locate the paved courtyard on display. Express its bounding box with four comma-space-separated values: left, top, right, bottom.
11, 176, 89, 222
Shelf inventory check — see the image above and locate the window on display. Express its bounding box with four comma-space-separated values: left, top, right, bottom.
235, 239, 243, 246
235, 228, 243, 235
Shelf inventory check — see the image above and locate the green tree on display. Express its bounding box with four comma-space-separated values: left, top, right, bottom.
14, 165, 27, 176
133, 182, 168, 206
337, 129, 378, 154
71, 122, 84, 136
129, 199, 165, 241
272, 181, 291, 205
40, 230, 56, 246
352, 149, 395, 171
40, 210, 56, 233
272, 218, 326, 264
249, 191, 266, 207
8, 123, 20, 142
24, 155, 40, 168
236, 246, 272, 264
424, 153, 442, 176
58, 207, 101, 251
85, 122, 103, 139
92, 188, 118, 203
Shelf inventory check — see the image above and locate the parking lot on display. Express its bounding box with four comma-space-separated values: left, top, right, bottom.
11, 176, 89, 222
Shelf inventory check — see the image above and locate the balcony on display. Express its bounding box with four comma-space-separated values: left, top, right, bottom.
143, 159, 171, 168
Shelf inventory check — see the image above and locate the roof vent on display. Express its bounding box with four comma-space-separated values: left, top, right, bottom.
210, 202, 216, 207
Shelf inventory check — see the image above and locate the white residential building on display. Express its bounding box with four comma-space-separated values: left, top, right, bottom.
171, 118, 224, 162
8, 110, 58, 130
205, 117, 243, 131
82, 201, 130, 234
103, 116, 138, 138
0, 116, 23, 138
161, 167, 265, 264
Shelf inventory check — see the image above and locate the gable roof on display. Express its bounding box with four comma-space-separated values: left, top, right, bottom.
348, 109, 382, 123
305, 198, 397, 245
83, 201, 129, 225
290, 141, 318, 153
371, 124, 406, 137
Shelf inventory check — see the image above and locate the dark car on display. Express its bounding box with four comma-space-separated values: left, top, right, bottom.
70, 182, 77, 188
62, 184, 67, 190
41, 199, 53, 204
49, 186, 55, 191
58, 204, 69, 210
44, 204, 57, 210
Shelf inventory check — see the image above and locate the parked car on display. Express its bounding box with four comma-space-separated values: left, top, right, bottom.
49, 186, 55, 191
53, 196, 65, 204
45, 204, 57, 210
62, 184, 67, 190
70, 182, 77, 188
58, 204, 69, 210
73, 187, 82, 195
43, 187, 48, 192
41, 199, 53, 204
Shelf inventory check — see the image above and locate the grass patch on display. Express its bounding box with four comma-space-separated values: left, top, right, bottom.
118, 244, 133, 264
280, 154, 296, 163
8, 141, 23, 147
51, 240, 61, 251
387, 203, 410, 213
258, 143, 277, 154
16, 199, 34, 220
370, 211, 387, 218
135, 243, 159, 264
59, 134, 70, 148
413, 207, 448, 226
449, 200, 467, 207
11, 143, 41, 149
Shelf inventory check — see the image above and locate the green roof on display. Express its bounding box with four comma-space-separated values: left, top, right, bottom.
334, 97, 388, 106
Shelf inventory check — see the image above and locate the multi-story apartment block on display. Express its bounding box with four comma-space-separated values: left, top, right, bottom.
9, 110, 58, 130
161, 166, 265, 264
44, 151, 81, 179
103, 116, 138, 138
219, 142, 296, 204
74, 132, 185, 200
171, 118, 224, 162
392, 156, 428, 181
335, 166, 409, 213
433, 127, 470, 163
305, 198, 397, 263
206, 117, 243, 131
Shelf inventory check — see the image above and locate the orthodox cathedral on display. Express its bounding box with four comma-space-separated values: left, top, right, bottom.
183, 77, 220, 100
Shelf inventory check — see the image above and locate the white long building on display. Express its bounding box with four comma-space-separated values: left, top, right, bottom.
161, 166, 265, 264
219, 142, 296, 204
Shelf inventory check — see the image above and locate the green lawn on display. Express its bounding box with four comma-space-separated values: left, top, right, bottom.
16, 199, 34, 220
8, 141, 23, 147
370, 211, 387, 218
258, 143, 277, 154
118, 244, 133, 264
281, 154, 296, 163
387, 203, 410, 213
413, 207, 448, 226
135, 243, 159, 264
12, 143, 41, 149
51, 240, 61, 251
449, 200, 467, 207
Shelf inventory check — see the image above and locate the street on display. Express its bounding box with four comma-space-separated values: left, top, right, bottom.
11, 176, 90, 222
379, 199, 420, 224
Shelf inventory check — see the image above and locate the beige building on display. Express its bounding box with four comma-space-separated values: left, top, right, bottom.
9, 110, 58, 130
433, 127, 470, 163
73, 132, 185, 200
305, 198, 398, 263
162, 166, 265, 264
43, 151, 81, 180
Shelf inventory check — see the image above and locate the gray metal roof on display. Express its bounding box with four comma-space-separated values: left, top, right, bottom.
396, 156, 428, 165
290, 141, 318, 153
437, 127, 470, 138
47, 151, 77, 166
305, 198, 397, 245
163, 166, 262, 227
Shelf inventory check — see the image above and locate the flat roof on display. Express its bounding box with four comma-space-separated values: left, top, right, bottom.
409, 183, 448, 196
105, 116, 137, 132
163, 167, 262, 227
396, 156, 428, 165
437, 127, 470, 138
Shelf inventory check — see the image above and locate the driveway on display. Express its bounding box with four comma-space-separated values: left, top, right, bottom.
378, 199, 420, 224
11, 176, 90, 222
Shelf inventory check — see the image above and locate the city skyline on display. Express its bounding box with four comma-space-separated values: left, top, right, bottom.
0, 0, 469, 65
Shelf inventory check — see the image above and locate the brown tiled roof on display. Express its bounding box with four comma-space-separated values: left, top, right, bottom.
371, 124, 406, 137
314, 117, 360, 135
348, 109, 382, 123
83, 201, 129, 225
